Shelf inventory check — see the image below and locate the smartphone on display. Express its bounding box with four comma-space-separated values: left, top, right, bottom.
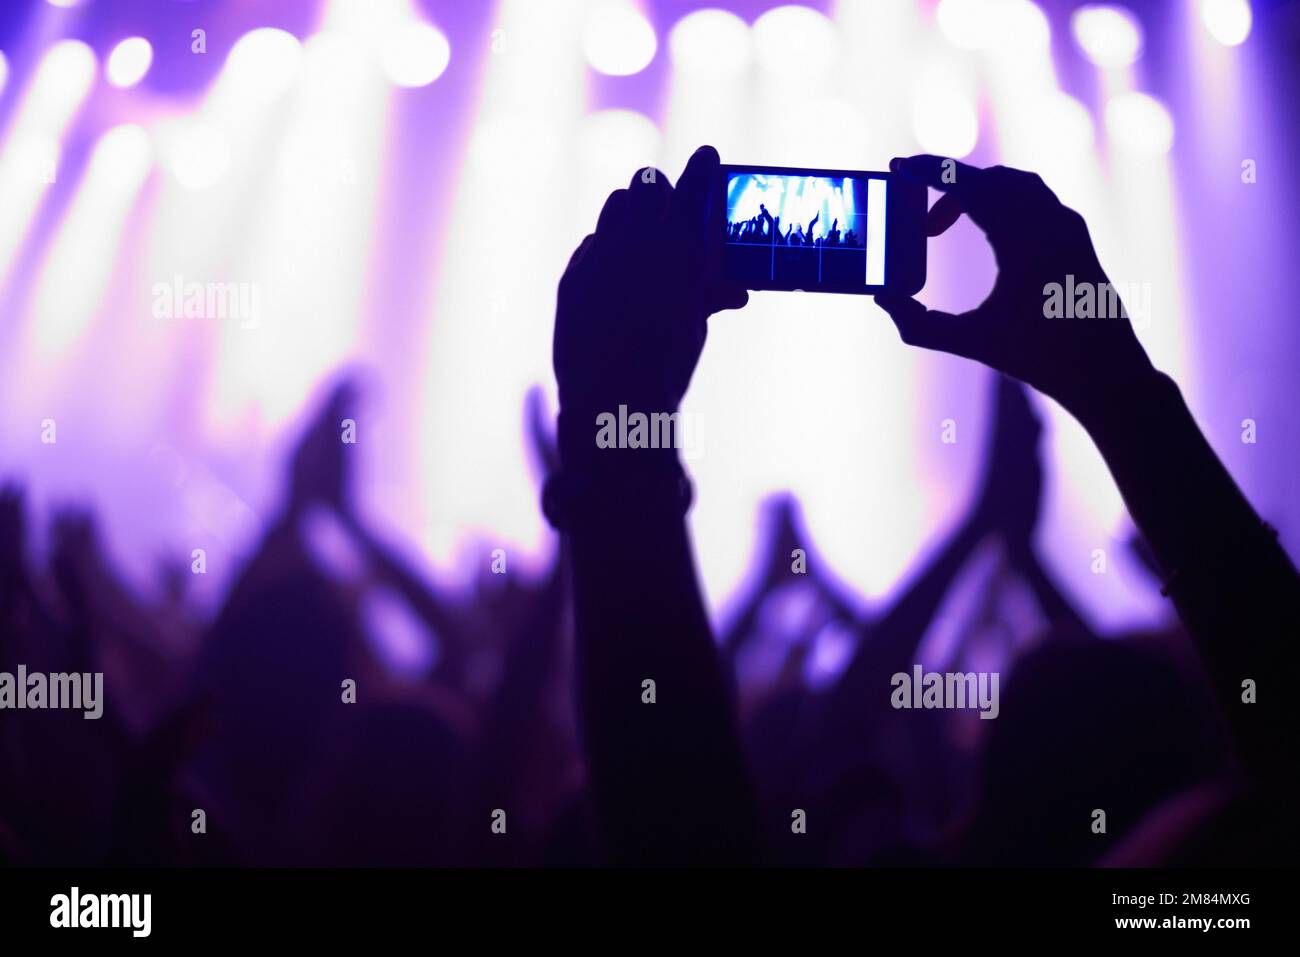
720, 164, 927, 296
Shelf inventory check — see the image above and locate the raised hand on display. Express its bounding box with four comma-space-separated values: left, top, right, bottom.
287, 378, 360, 515
875, 155, 1156, 424
970, 375, 1044, 555
553, 145, 746, 449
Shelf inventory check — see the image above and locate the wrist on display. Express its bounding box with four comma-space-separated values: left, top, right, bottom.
1068, 365, 1175, 440
557, 403, 686, 474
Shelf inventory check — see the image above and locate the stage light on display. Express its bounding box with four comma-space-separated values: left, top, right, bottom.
19, 40, 97, 133
582, 4, 657, 77
106, 36, 153, 88
578, 108, 661, 178
224, 28, 303, 102
33, 124, 154, 357
0, 51, 7, 96
936, 0, 995, 51
937, 0, 1047, 54
912, 87, 979, 158
381, 21, 451, 87
161, 120, 231, 190
44, 0, 84, 7
989, 0, 1050, 54
1199, 0, 1251, 46
0, 41, 96, 291
1033, 92, 1094, 152
1105, 91, 1174, 154
752, 5, 838, 81
1071, 5, 1143, 68
93, 121, 152, 180
668, 8, 750, 77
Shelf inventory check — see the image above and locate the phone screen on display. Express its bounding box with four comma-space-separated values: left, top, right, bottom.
722, 165, 911, 294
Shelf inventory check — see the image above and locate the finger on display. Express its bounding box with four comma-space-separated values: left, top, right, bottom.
595, 187, 631, 235
709, 282, 749, 313
628, 166, 672, 220
927, 192, 965, 237
629, 165, 671, 194
674, 145, 720, 223
524, 385, 561, 474
874, 294, 982, 361
893, 154, 1011, 239
890, 155, 983, 194
566, 233, 595, 271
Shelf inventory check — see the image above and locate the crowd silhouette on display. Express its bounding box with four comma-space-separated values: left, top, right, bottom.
0, 147, 1295, 868
728, 202, 862, 248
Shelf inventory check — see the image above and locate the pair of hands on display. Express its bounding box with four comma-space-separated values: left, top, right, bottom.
554, 148, 1157, 439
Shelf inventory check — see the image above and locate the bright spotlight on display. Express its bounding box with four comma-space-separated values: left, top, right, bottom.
224, 28, 303, 101
991, 0, 1051, 53
32, 123, 154, 357
578, 109, 662, 188
1200, 0, 1251, 46
1033, 92, 1094, 152
106, 36, 153, 88
0, 51, 7, 96
162, 120, 231, 190
22, 40, 97, 133
752, 5, 838, 79
44, 0, 85, 7
582, 5, 657, 77
937, 0, 995, 51
911, 88, 979, 158
94, 122, 153, 181
1105, 91, 1174, 154
381, 21, 452, 87
668, 8, 750, 77
1071, 5, 1143, 68
938, 0, 1048, 53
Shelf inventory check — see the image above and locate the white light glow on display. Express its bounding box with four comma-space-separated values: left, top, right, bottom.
1105, 91, 1174, 154
107, 35, 155, 87
912, 87, 979, 158
668, 8, 750, 77
161, 120, 232, 190
224, 28, 303, 102
583, 5, 657, 77
16, 40, 97, 135
1071, 5, 1143, 68
938, 0, 1049, 54
107, 36, 153, 88
1199, 0, 1251, 46
381, 21, 452, 87
752, 5, 838, 82
33, 124, 154, 356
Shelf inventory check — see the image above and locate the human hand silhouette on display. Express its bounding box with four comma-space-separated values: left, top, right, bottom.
553, 145, 747, 446
875, 156, 1156, 422
288, 379, 359, 515
970, 376, 1044, 556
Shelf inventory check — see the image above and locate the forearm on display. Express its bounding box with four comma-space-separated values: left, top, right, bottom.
561, 435, 759, 864
1077, 370, 1299, 785
832, 517, 984, 715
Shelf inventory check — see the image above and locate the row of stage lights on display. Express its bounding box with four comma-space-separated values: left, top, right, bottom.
9, 0, 1257, 90
0, 0, 1256, 194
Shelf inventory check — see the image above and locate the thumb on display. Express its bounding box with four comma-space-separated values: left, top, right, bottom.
874, 294, 981, 361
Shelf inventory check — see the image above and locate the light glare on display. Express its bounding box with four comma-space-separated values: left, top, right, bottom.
582, 6, 657, 77
107, 37, 154, 88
